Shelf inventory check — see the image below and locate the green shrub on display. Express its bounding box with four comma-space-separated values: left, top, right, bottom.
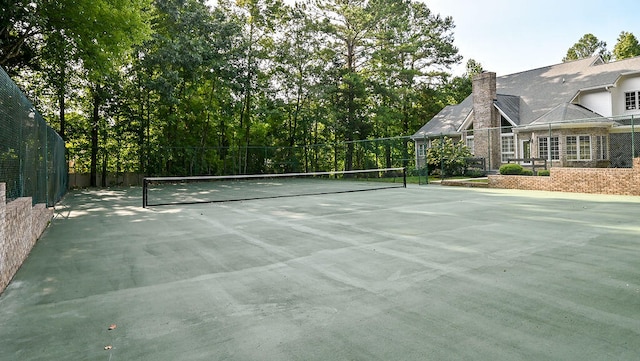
464, 169, 486, 178
499, 163, 524, 175
521, 169, 534, 176
537, 169, 550, 176
426, 137, 473, 177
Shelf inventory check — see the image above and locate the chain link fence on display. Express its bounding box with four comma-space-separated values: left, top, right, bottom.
0, 67, 67, 206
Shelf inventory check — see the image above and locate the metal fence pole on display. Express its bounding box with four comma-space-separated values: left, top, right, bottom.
487, 128, 492, 171
440, 134, 445, 180
548, 123, 552, 168
632, 115, 636, 158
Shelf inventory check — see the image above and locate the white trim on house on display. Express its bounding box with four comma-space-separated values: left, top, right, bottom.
456, 110, 474, 133
609, 124, 639, 133
494, 104, 517, 127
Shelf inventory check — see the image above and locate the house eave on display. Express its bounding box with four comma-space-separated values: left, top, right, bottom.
411, 131, 461, 140
519, 121, 614, 131
494, 104, 517, 126
455, 110, 474, 133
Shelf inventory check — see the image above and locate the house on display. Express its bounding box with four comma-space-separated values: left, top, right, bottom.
411, 56, 640, 171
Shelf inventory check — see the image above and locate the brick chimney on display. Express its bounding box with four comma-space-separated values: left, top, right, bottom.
472, 72, 501, 170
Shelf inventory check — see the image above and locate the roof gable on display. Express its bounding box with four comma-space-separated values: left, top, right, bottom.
528, 103, 608, 126
495, 95, 520, 125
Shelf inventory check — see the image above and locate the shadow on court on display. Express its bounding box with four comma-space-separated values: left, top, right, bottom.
1, 185, 639, 360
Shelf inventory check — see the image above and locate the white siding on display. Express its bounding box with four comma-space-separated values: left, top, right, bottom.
612, 76, 640, 117
580, 91, 612, 117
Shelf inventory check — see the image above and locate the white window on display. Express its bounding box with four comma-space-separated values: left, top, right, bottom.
417, 143, 426, 157
566, 135, 591, 161
501, 134, 514, 163
595, 135, 608, 160
465, 135, 474, 155
625, 91, 639, 110
538, 136, 559, 161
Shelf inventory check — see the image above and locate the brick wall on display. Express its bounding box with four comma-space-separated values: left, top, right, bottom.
489, 158, 640, 196
0, 183, 54, 294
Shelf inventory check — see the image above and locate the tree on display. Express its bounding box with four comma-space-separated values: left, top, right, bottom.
137, 0, 242, 175
4, 0, 469, 180
0, 0, 42, 72
613, 31, 640, 61
441, 58, 482, 104
66, 0, 152, 186
314, 0, 389, 170
563, 33, 610, 62
465, 58, 483, 78
369, 0, 461, 168
267, 3, 327, 171
426, 136, 471, 176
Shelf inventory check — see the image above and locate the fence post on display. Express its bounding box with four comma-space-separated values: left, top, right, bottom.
632, 115, 636, 159
548, 123, 552, 168
423, 135, 429, 184
487, 128, 492, 171
440, 134, 445, 180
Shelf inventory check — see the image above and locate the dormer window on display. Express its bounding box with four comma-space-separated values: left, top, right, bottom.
625, 91, 638, 110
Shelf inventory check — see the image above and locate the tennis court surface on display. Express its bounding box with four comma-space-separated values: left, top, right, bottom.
1, 185, 639, 360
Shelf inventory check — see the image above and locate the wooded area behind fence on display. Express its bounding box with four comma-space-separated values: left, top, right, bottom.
0, 67, 67, 206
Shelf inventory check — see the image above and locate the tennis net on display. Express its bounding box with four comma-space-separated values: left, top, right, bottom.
142, 167, 406, 207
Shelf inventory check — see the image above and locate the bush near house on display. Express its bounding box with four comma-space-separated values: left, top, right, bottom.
499, 163, 524, 175
537, 170, 550, 176
426, 137, 473, 177
521, 169, 534, 176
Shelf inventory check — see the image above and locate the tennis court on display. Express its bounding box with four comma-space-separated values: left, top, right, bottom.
1, 184, 639, 360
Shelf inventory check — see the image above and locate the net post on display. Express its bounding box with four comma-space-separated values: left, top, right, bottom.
403, 167, 407, 188
142, 178, 148, 208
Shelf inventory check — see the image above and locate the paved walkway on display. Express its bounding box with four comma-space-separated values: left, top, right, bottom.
1, 186, 639, 360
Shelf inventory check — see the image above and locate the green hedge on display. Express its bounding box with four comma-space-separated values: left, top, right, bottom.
537, 170, 550, 176
499, 163, 524, 175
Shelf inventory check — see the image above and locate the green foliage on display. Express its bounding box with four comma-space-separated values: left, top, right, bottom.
499, 163, 524, 175
426, 137, 472, 177
613, 31, 640, 60
537, 169, 550, 176
6, 0, 464, 178
521, 169, 534, 176
465, 59, 484, 79
563, 33, 610, 62
464, 169, 486, 178
0, 0, 43, 72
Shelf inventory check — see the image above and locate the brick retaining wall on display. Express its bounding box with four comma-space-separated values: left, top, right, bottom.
489, 158, 640, 196
0, 183, 54, 294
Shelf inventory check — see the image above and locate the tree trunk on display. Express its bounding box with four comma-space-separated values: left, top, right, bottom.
58, 75, 66, 141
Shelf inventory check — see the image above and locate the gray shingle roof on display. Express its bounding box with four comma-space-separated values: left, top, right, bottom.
412, 96, 472, 138
412, 56, 640, 138
526, 103, 611, 127
495, 95, 520, 125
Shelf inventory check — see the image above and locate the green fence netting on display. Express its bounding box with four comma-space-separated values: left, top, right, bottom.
0, 66, 67, 206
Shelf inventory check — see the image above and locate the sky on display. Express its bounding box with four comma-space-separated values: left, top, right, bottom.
426, 0, 640, 76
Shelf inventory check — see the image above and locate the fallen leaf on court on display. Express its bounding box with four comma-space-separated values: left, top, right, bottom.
104, 345, 113, 350
108, 324, 117, 330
